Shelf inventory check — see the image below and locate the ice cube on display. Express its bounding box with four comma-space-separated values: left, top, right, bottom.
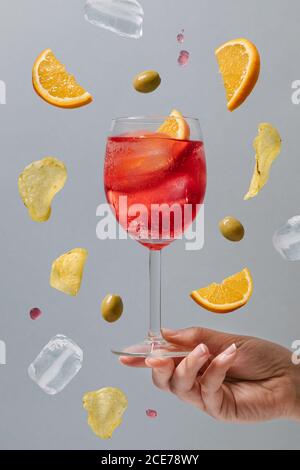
105, 135, 188, 192
28, 335, 83, 395
84, 0, 144, 39
273, 216, 300, 261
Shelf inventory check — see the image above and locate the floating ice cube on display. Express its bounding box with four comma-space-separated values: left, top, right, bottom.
28, 335, 83, 395
84, 0, 144, 39
273, 216, 300, 261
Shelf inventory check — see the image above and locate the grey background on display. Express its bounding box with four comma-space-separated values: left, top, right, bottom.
0, 0, 299, 450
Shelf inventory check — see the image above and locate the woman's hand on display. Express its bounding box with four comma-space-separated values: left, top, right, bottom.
121, 327, 300, 423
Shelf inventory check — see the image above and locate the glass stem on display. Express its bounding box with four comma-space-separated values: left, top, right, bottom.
148, 249, 162, 340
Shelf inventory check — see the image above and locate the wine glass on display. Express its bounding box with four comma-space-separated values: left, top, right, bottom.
104, 116, 206, 357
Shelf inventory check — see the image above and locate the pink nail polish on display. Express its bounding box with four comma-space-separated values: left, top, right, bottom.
222, 343, 237, 356
193, 343, 208, 357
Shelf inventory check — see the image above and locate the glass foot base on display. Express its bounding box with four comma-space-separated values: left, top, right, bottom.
112, 338, 192, 358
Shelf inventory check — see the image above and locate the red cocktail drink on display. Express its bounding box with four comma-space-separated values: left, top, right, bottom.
104, 133, 206, 249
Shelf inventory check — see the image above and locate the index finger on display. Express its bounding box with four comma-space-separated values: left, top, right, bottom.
162, 327, 239, 355
120, 356, 147, 368
120, 355, 183, 368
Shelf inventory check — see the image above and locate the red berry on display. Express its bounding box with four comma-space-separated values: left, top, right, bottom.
30, 308, 42, 320
177, 29, 185, 44
178, 50, 190, 67
146, 409, 157, 418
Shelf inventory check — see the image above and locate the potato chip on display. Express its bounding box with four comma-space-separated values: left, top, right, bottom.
244, 123, 282, 200
18, 157, 67, 222
50, 248, 88, 296
83, 387, 128, 440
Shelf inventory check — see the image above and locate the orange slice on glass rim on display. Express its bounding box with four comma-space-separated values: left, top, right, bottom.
32, 49, 92, 108
158, 109, 190, 140
215, 38, 260, 112
190, 268, 253, 314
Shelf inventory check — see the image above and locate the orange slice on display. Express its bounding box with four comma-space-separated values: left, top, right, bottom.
158, 109, 190, 140
190, 268, 253, 314
215, 38, 260, 112
32, 49, 92, 108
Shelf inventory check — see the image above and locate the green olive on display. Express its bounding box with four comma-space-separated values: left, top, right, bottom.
219, 216, 245, 242
133, 70, 161, 93
101, 294, 123, 323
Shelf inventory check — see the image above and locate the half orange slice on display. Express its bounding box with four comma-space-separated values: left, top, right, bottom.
32, 49, 92, 108
158, 109, 190, 140
215, 38, 260, 112
191, 268, 253, 314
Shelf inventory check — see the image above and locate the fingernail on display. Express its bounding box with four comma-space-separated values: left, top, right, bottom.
191, 343, 208, 358
161, 328, 178, 336
145, 358, 157, 368
146, 357, 164, 367
222, 343, 237, 357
